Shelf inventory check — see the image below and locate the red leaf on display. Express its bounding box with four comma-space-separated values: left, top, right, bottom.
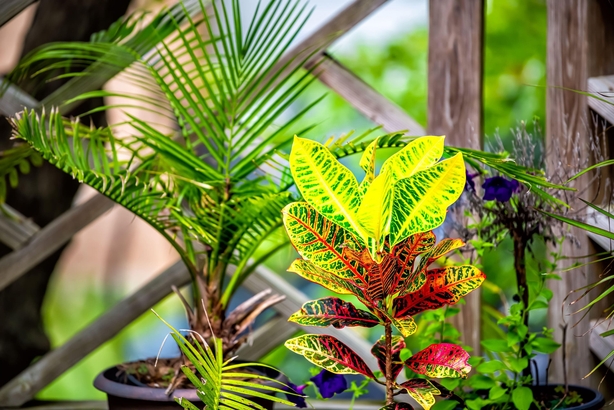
370, 335, 406, 380
405, 343, 471, 378
393, 265, 485, 318
365, 253, 399, 301
289, 297, 380, 329
406, 238, 465, 294
285, 334, 375, 378
392, 232, 436, 293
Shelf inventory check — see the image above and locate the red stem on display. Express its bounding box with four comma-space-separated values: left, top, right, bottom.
385, 322, 394, 405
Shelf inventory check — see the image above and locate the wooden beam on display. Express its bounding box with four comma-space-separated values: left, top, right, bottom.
427, 0, 484, 354
588, 75, 614, 125
308, 55, 426, 135
0, 0, 36, 28
0, 80, 37, 116
589, 319, 614, 373
0, 203, 39, 250
237, 315, 299, 361
0, 194, 114, 292
0, 261, 190, 407
546, 0, 614, 389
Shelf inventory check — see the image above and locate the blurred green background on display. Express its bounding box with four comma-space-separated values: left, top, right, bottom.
39, 0, 548, 400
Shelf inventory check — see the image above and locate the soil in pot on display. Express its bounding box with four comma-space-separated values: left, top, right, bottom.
530, 385, 605, 410
94, 358, 287, 410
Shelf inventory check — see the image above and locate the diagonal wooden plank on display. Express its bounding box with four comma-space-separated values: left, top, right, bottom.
0, 203, 39, 250
309, 54, 425, 134
237, 314, 299, 361
588, 75, 614, 125
0, 194, 114, 291
0, 79, 37, 116
0, 0, 36, 28
0, 260, 190, 407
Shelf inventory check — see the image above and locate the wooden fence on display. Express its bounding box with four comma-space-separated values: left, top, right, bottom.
0, 0, 613, 407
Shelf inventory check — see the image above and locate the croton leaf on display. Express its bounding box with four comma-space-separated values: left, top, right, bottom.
389, 153, 466, 247
289, 136, 366, 240
379, 403, 415, 410
398, 379, 441, 410
370, 335, 406, 380
282, 202, 364, 281
288, 297, 380, 329
365, 252, 399, 301
411, 238, 465, 287
393, 231, 436, 294
393, 265, 486, 318
358, 137, 378, 197
288, 259, 356, 295
357, 171, 393, 251
380, 136, 445, 183
392, 316, 418, 337
285, 334, 375, 378
405, 343, 471, 378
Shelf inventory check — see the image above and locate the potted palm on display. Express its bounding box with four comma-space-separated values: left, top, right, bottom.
9, 0, 320, 408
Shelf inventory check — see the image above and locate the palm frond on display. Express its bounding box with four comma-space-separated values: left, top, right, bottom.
154, 310, 295, 410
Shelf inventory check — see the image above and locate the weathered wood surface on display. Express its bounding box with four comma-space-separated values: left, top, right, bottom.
587, 75, 614, 125
0, 261, 191, 407
0, 194, 114, 292
546, 0, 614, 389
0, 79, 37, 116
0, 0, 35, 28
427, 0, 484, 354
0, 203, 39, 250
589, 319, 614, 372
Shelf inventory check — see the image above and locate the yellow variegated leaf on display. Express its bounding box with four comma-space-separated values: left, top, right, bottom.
282, 202, 365, 281
392, 316, 417, 337
288, 259, 355, 295
398, 380, 441, 410
389, 153, 465, 247
290, 136, 365, 241
357, 170, 392, 254
358, 138, 379, 197
380, 136, 445, 182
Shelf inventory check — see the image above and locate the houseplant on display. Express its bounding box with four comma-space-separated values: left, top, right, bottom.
440, 127, 605, 409
9, 0, 321, 407
280, 135, 485, 409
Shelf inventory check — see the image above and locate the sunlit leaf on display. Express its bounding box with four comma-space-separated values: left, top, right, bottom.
393, 266, 485, 317
398, 379, 441, 410
389, 153, 466, 247
380, 136, 445, 182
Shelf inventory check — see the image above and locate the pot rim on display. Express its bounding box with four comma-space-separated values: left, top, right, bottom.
94, 361, 287, 402
529, 384, 605, 410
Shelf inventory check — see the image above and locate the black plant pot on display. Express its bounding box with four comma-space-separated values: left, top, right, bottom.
529, 385, 604, 410
94, 361, 288, 410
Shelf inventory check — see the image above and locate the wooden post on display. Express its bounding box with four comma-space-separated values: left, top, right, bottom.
546, 0, 614, 388
428, 0, 484, 354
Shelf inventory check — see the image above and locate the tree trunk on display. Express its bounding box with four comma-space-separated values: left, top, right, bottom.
0, 0, 131, 387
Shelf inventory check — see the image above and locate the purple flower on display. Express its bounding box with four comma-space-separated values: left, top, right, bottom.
310, 369, 347, 399
465, 170, 478, 192
284, 382, 307, 408
482, 176, 519, 202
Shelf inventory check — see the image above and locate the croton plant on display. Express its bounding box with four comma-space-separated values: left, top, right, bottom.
281, 136, 486, 409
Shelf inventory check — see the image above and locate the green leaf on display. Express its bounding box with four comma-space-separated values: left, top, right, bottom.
285, 334, 375, 378
481, 339, 512, 353
432, 401, 459, 410
512, 387, 533, 410
468, 375, 496, 390
289, 136, 366, 240
531, 337, 560, 354
508, 357, 529, 373
287, 259, 356, 295
489, 385, 507, 400
476, 360, 507, 373
380, 136, 445, 183
358, 137, 378, 197
389, 153, 466, 247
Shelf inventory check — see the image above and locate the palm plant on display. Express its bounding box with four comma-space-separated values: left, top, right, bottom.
9, 0, 321, 358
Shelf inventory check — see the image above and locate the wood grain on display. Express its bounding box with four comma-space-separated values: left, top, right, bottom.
427, 0, 484, 354
546, 0, 614, 389
0, 194, 114, 292
587, 75, 614, 126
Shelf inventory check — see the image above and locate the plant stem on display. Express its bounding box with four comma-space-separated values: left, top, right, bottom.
385, 322, 394, 405
512, 229, 531, 378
